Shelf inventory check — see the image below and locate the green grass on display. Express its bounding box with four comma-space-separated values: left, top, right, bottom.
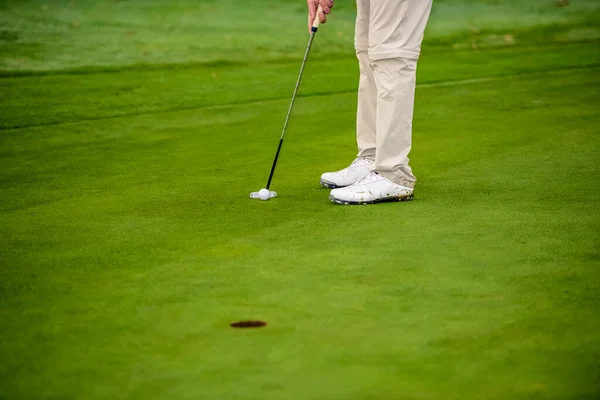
1, 0, 600, 70
1, 1, 600, 399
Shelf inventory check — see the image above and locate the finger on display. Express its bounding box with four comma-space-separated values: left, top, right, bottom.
319, 8, 327, 23
321, 0, 334, 10
307, 7, 316, 33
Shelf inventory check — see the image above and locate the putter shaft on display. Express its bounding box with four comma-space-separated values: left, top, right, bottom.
266, 29, 318, 190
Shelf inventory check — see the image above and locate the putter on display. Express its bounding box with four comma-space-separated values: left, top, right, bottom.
250, 6, 324, 200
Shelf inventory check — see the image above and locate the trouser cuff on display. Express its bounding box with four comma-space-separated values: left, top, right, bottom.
357, 148, 376, 161
378, 165, 416, 189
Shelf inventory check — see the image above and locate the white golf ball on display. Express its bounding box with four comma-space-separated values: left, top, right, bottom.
258, 188, 270, 201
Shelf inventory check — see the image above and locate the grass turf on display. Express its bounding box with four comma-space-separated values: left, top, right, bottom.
1, 1, 600, 399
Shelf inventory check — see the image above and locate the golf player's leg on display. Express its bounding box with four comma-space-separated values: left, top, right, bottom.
369, 0, 432, 188
355, 0, 376, 160
319, 0, 374, 189
371, 57, 417, 186
329, 0, 432, 204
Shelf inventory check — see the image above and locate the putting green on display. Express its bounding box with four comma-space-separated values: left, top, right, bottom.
1, 1, 599, 399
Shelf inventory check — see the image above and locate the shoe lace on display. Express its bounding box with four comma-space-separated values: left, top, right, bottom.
349, 157, 372, 170
356, 171, 380, 184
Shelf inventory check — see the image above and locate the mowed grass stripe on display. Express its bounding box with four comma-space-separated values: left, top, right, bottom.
1, 0, 599, 72
2, 64, 599, 134
1, 41, 599, 130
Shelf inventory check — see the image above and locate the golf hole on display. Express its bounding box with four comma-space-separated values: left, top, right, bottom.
230, 320, 267, 328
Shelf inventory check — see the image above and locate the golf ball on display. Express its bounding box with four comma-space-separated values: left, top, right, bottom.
258, 188, 270, 201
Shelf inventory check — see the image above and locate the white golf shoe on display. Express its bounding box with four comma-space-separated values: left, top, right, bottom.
329, 171, 414, 205
320, 157, 373, 188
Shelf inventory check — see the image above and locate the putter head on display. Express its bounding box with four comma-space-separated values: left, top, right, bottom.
249, 190, 277, 199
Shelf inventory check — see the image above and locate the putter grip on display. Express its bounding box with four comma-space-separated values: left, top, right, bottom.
312, 5, 323, 31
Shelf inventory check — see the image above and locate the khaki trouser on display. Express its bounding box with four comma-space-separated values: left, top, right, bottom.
354, 0, 432, 188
